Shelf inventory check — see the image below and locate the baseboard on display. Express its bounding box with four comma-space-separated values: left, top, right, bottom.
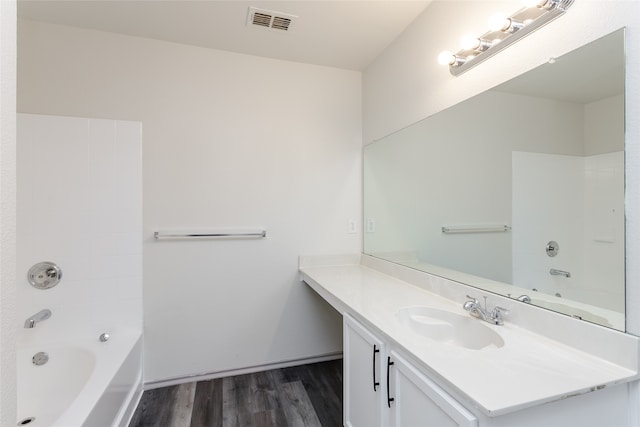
144, 351, 343, 390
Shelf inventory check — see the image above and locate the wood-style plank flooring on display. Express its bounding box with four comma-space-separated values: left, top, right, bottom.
129, 359, 343, 427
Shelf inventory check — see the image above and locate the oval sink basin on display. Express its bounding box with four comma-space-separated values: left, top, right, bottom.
396, 306, 504, 350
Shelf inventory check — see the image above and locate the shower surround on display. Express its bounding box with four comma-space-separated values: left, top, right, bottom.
17, 114, 143, 426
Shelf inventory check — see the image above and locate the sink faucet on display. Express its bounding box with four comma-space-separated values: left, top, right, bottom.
463, 296, 509, 326
24, 309, 52, 328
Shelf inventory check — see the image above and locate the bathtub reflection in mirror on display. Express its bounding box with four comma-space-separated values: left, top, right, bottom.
364, 28, 625, 331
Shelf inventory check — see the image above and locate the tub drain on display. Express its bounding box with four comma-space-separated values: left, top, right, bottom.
17, 417, 35, 425
32, 352, 48, 366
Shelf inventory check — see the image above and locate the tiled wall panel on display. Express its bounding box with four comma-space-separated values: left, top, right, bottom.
17, 114, 142, 344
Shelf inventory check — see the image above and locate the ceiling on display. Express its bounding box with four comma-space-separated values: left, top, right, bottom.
493, 28, 624, 104
17, 0, 432, 71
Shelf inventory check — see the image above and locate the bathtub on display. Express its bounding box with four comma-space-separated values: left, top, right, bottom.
17, 332, 142, 427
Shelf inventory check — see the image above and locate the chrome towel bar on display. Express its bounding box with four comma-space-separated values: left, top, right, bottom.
441, 225, 511, 234
154, 230, 266, 240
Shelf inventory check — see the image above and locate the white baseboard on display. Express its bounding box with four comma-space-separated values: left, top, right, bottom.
144, 351, 343, 391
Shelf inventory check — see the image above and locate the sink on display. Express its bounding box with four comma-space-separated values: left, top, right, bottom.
396, 306, 505, 350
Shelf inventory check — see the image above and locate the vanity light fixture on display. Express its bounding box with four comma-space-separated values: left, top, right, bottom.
439, 0, 574, 76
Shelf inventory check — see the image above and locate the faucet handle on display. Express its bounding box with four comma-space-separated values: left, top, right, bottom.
492, 306, 509, 314
491, 306, 509, 325
465, 295, 479, 304
463, 295, 479, 312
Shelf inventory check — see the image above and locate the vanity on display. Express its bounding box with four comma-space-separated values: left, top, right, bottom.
300, 26, 638, 427
300, 254, 640, 427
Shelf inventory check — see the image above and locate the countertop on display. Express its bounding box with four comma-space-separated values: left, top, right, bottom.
299, 255, 640, 417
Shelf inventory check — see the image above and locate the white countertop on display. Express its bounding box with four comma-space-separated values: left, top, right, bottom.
299, 255, 640, 417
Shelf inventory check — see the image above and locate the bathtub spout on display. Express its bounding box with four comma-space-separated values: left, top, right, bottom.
24, 309, 52, 328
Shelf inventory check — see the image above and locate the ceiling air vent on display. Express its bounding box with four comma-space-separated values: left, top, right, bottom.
247, 7, 297, 32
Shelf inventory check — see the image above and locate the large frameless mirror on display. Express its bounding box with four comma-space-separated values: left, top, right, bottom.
364, 28, 625, 331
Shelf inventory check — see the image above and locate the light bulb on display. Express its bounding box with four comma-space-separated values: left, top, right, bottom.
460, 33, 480, 50
437, 51, 455, 66
488, 13, 510, 32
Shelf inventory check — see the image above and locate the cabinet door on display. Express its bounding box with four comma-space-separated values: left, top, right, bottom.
388, 351, 477, 427
344, 314, 386, 427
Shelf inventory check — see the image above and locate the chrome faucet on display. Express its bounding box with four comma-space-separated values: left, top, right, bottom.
463, 296, 509, 326
550, 268, 571, 278
516, 294, 531, 303
24, 309, 52, 328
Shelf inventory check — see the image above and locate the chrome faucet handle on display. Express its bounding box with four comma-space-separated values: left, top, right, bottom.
491, 306, 509, 325
492, 306, 509, 315
463, 295, 479, 311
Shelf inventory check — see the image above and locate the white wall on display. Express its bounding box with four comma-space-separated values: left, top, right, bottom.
0, 1, 17, 425
16, 114, 143, 345
363, 0, 640, 335
17, 20, 361, 382
585, 94, 625, 155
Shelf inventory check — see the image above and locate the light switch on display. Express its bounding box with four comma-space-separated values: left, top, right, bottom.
366, 218, 376, 233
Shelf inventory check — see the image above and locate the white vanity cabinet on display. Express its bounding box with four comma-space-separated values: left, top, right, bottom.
388, 351, 477, 427
344, 314, 386, 427
344, 314, 478, 427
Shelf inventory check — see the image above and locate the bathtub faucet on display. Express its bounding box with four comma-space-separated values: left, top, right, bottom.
24, 309, 52, 328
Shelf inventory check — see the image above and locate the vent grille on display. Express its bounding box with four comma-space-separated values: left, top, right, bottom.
252, 12, 272, 28
247, 7, 297, 32
271, 16, 292, 31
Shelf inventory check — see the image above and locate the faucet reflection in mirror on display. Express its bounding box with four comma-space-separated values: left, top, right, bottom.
438, 0, 574, 76
364, 29, 625, 331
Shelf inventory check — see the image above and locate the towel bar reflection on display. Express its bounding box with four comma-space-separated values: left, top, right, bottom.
442, 225, 511, 234
154, 230, 267, 240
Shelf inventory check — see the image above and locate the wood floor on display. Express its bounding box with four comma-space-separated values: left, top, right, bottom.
129, 359, 343, 427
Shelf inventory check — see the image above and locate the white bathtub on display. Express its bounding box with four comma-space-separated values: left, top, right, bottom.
17, 332, 142, 427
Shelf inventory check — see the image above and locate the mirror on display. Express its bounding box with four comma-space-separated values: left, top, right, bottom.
364, 29, 625, 331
